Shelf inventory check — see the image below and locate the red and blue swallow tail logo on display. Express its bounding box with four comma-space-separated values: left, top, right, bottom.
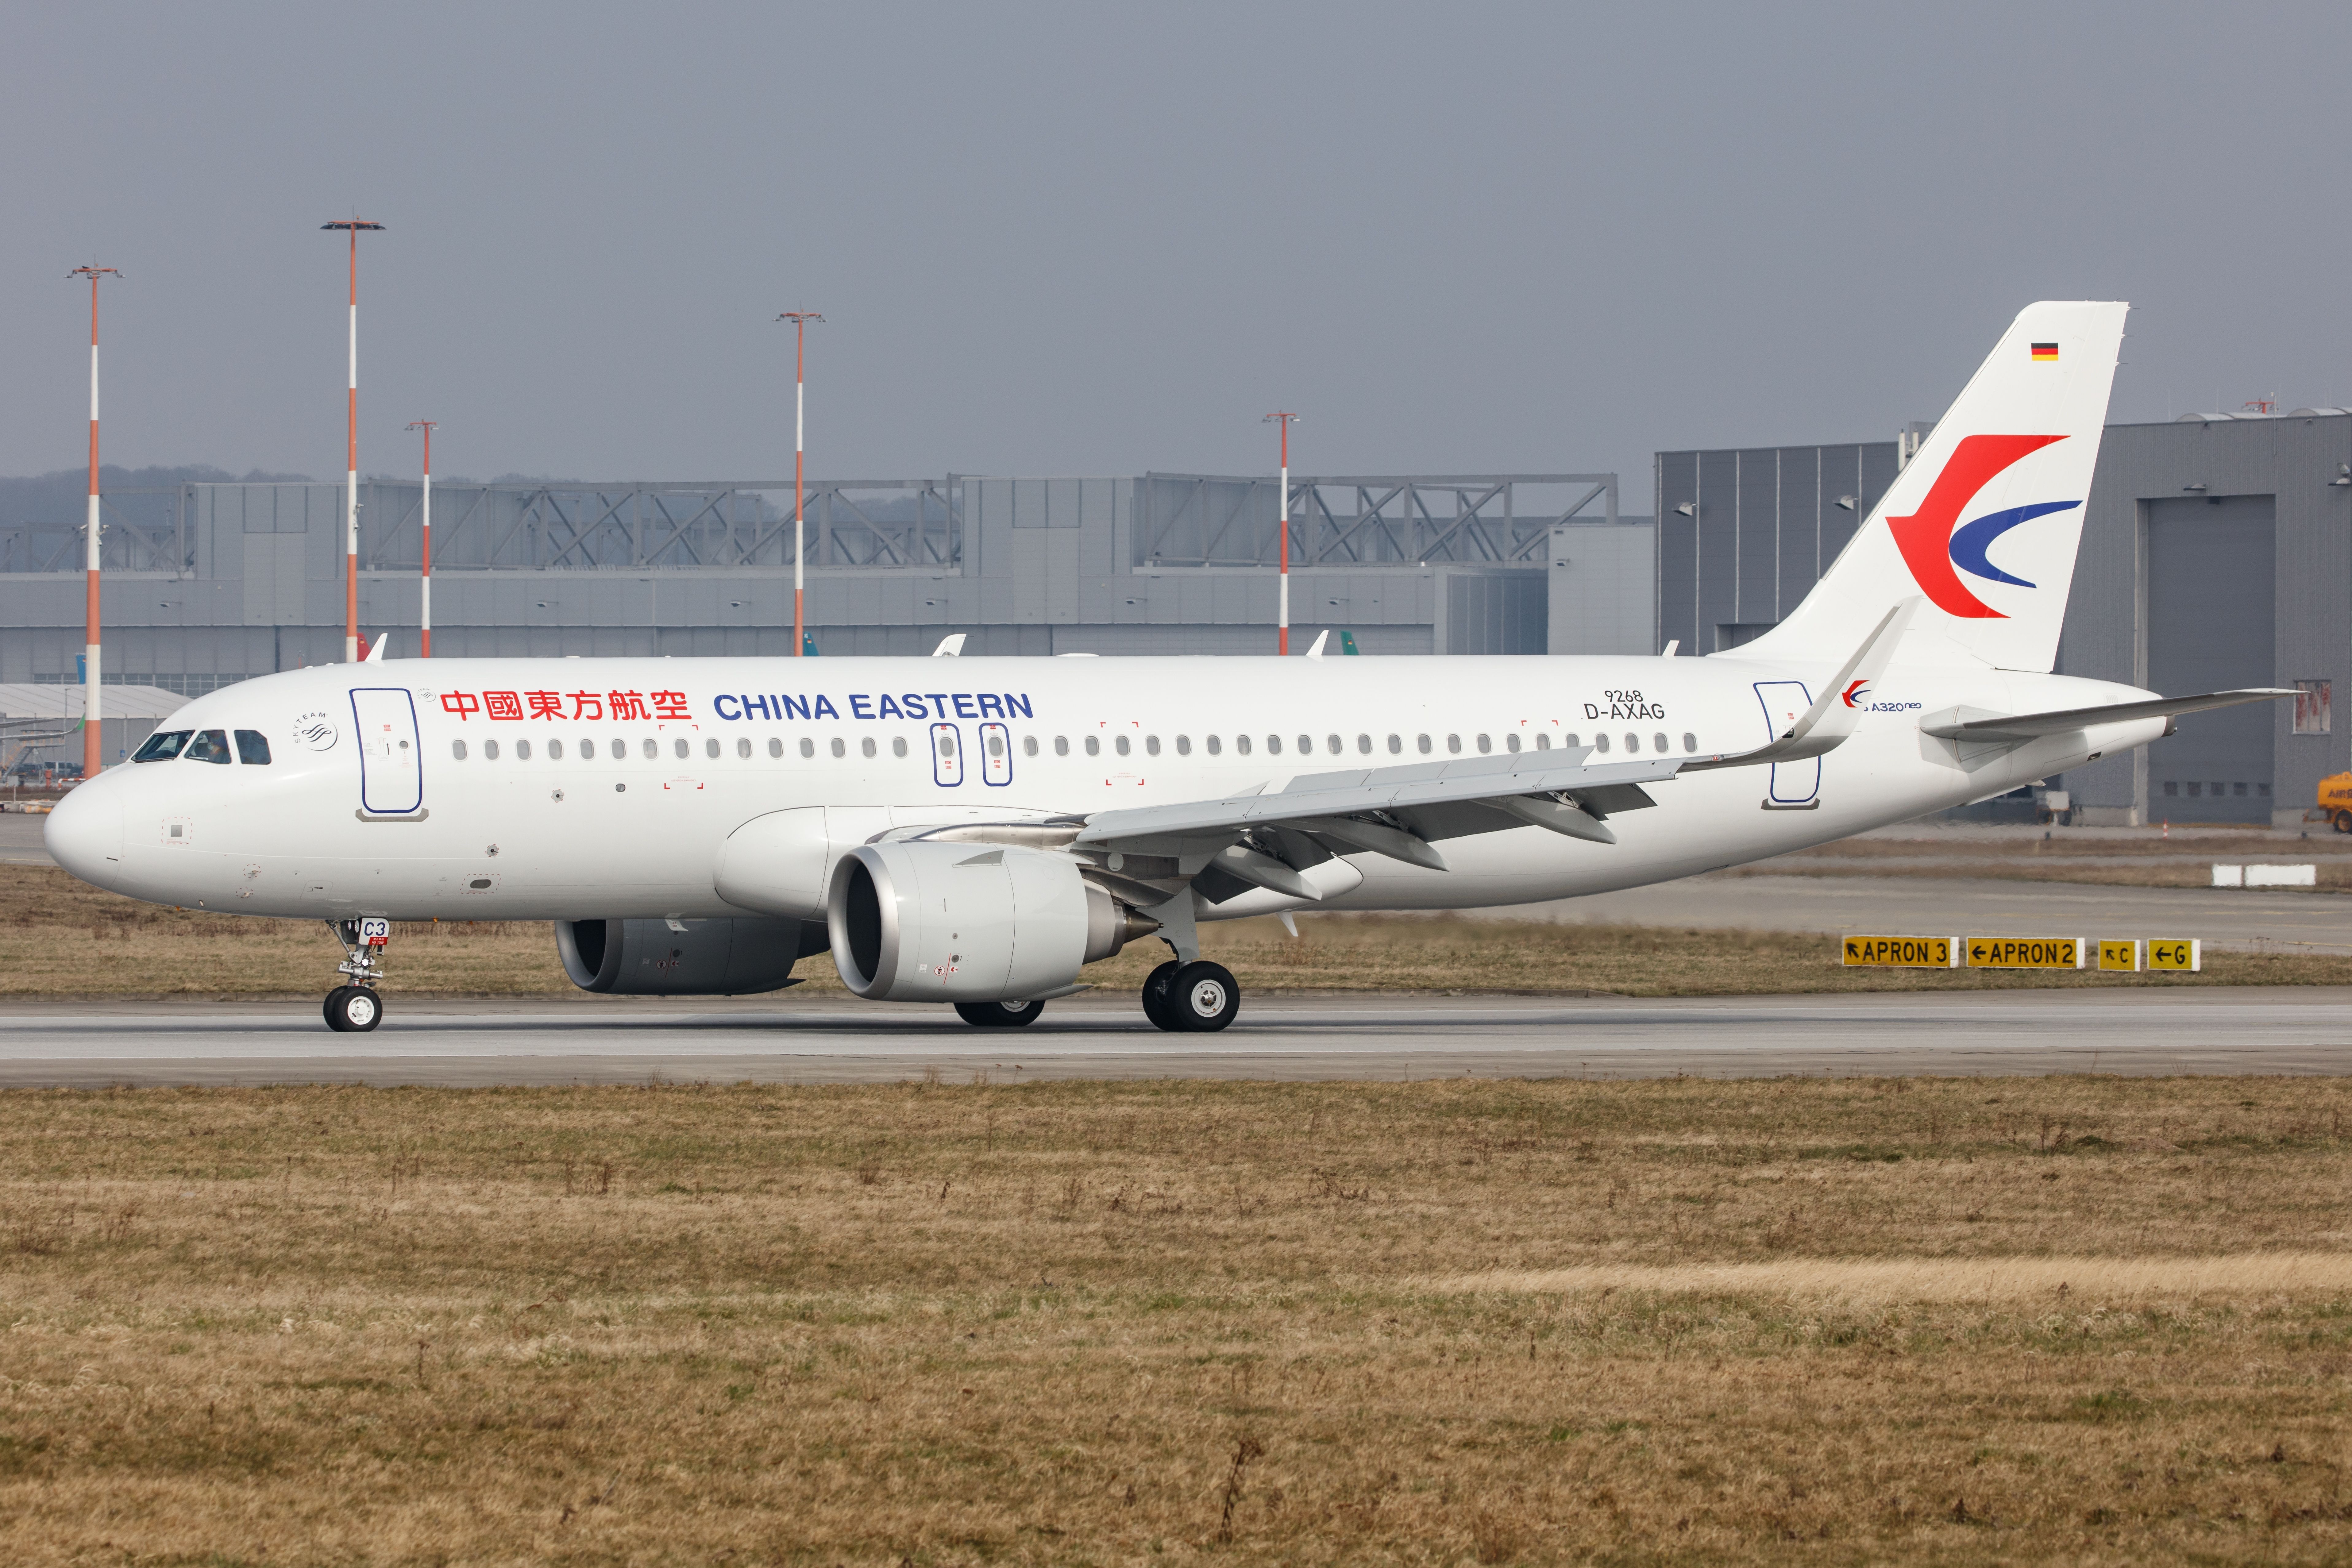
1886, 434, 2080, 618
1841, 679, 1871, 708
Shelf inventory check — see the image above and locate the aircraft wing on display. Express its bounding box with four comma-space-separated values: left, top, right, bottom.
1074, 750, 1686, 852
1919, 688, 2294, 742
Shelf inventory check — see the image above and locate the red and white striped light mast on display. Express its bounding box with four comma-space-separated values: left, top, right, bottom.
1264, 412, 1299, 654
322, 217, 384, 662
406, 421, 438, 656
777, 311, 823, 656
70, 265, 121, 777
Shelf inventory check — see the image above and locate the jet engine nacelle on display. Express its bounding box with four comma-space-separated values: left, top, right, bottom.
826, 841, 1152, 1003
555, 916, 821, 995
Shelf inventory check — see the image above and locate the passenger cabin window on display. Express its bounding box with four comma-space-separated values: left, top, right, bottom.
134, 730, 192, 762
862, 737, 877, 758
1266, 735, 1281, 754
738, 738, 753, 758
1593, 733, 1611, 753
1355, 734, 1371, 754
830, 738, 846, 758
1475, 734, 1491, 754
1206, 735, 1221, 755
800, 738, 815, 758
1085, 736, 1100, 756
484, 738, 501, 761
1533, 733, 1550, 751
184, 730, 233, 765
1174, 735, 1190, 755
1505, 734, 1520, 753
234, 730, 272, 765
516, 739, 532, 760
1446, 734, 1461, 754
1417, 734, 1432, 753
1386, 734, 1401, 753
1682, 732, 1697, 753
1323, 734, 1339, 755
451, 738, 468, 761
1055, 736, 1070, 756
1564, 733, 1581, 748
673, 738, 689, 759
768, 738, 784, 758
1624, 733, 1640, 753
549, 739, 566, 760
1235, 734, 1251, 755
895, 737, 909, 758
1115, 736, 1130, 757
1024, 736, 1039, 757
1654, 732, 1670, 753
1145, 735, 1161, 756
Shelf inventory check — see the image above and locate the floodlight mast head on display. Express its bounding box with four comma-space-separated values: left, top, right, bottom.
322, 217, 384, 662
776, 311, 825, 656
1264, 412, 1300, 654
69, 266, 122, 778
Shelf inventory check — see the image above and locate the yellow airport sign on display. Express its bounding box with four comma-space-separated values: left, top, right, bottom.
1966, 936, 2084, 969
2097, 940, 2141, 972
1842, 935, 1959, 968
2146, 938, 2202, 972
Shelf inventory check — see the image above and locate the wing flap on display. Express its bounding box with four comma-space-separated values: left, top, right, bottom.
1074, 754, 1683, 847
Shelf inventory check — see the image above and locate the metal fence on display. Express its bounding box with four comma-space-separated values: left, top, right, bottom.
1138, 473, 1615, 568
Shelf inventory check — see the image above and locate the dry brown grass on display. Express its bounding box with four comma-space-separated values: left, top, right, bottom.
6, 1074, 2352, 1564
7, 863, 2351, 1001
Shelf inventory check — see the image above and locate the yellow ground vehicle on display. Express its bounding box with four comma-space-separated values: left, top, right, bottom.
2320, 772, 2352, 833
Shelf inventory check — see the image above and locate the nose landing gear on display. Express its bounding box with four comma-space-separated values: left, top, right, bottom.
324, 985, 382, 1032
323, 917, 389, 1033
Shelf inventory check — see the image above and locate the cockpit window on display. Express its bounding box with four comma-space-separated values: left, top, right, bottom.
183, 730, 233, 765
234, 730, 272, 765
132, 730, 191, 763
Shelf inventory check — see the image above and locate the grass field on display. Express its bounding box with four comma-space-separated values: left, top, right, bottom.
6, 863, 2352, 1001
5, 1075, 2352, 1563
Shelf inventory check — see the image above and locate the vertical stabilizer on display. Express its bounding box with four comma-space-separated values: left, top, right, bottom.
1739, 301, 2128, 672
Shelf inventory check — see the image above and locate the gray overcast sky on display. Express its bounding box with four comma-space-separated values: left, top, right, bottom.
5, 3, 2348, 511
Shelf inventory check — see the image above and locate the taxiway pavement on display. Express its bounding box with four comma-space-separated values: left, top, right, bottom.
1, 988, 2346, 1087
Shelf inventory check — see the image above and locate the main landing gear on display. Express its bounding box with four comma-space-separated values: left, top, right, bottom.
323, 917, 389, 1033
955, 999, 1044, 1028
1142, 958, 1240, 1033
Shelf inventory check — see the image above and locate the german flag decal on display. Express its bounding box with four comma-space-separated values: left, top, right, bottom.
2030, 342, 2059, 361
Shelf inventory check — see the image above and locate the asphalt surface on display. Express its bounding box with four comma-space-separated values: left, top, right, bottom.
2, 989, 2346, 1086
0, 811, 53, 864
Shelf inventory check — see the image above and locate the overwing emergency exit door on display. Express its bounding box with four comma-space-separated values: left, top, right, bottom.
351, 688, 423, 815
1752, 681, 1820, 807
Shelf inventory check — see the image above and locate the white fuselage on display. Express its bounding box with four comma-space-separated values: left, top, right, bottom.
45, 653, 2159, 924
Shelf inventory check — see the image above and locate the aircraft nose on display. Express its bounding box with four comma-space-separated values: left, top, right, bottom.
43, 782, 124, 885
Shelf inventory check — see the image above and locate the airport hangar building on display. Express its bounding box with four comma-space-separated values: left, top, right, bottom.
1656, 409, 2352, 828
0, 470, 1653, 768
4, 414, 2341, 830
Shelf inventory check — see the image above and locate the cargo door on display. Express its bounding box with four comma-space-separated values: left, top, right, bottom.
1752, 681, 1819, 807
351, 688, 423, 815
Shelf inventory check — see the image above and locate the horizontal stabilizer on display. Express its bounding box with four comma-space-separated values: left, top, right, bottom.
1919, 688, 2295, 742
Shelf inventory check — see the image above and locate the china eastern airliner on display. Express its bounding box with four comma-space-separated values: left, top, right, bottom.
43, 302, 2286, 1033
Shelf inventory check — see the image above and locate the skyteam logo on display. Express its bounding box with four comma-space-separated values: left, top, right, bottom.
1886, 434, 2081, 619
